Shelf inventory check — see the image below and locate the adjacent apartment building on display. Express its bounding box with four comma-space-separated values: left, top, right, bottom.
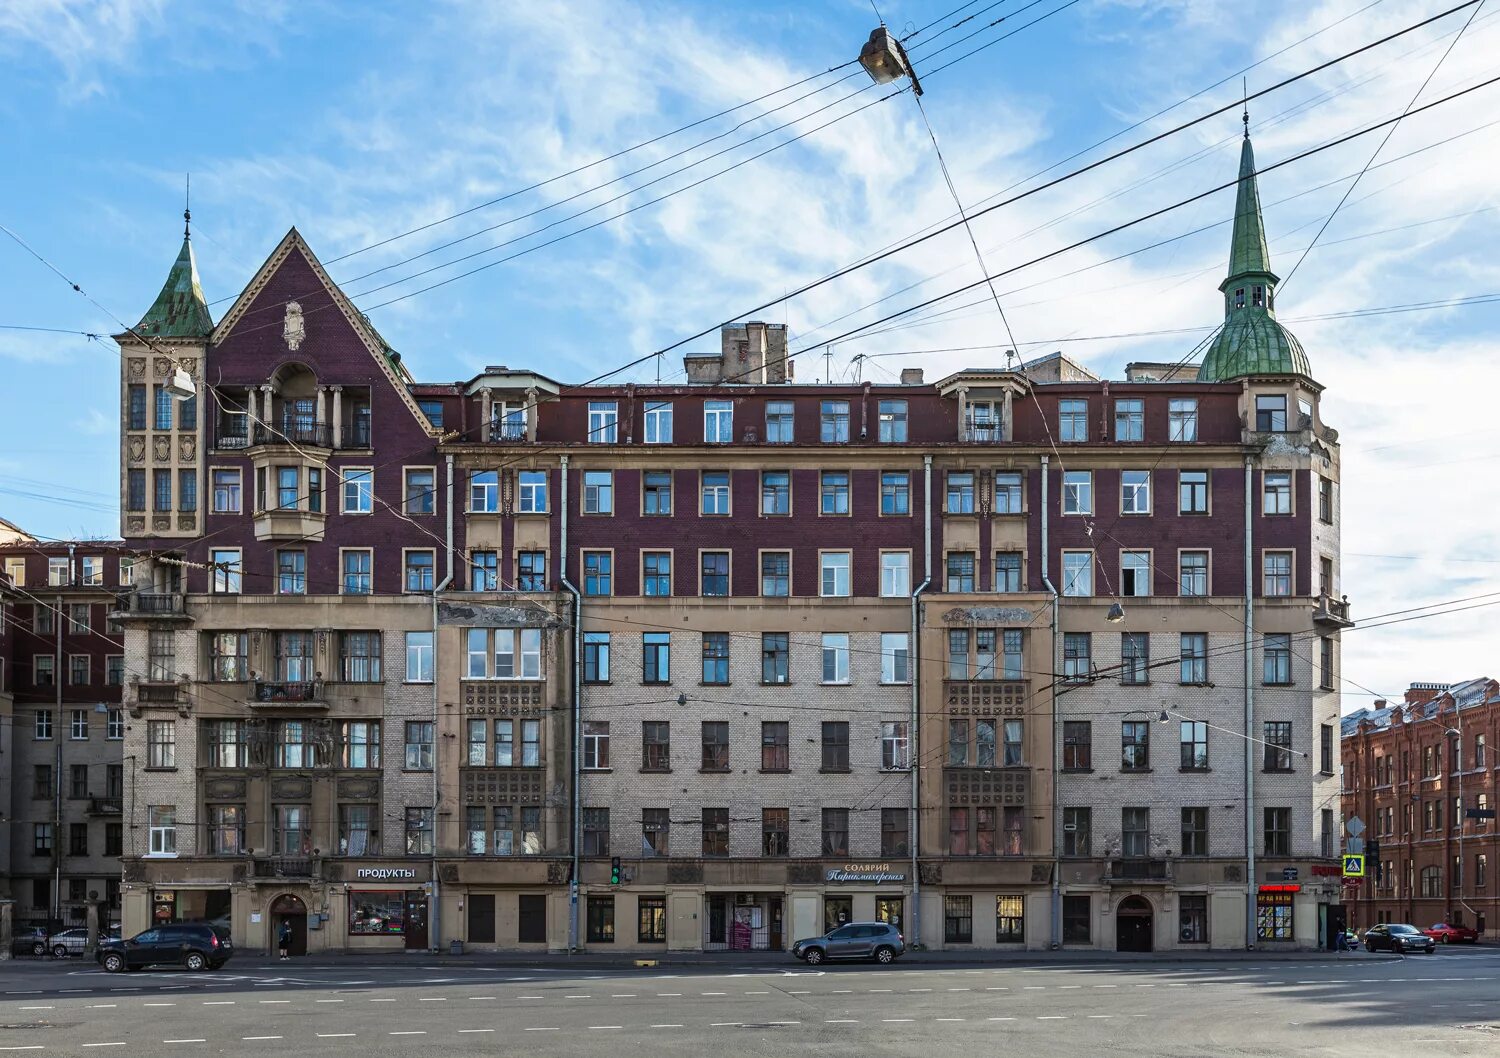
1341, 678, 1498, 936
110, 125, 1345, 953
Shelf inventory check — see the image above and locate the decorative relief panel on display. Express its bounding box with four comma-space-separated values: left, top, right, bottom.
153, 436, 171, 462
204, 777, 248, 799
179, 436, 196, 461
667, 860, 704, 884
127, 517, 146, 534
177, 515, 196, 531
945, 681, 1028, 712
944, 766, 1028, 806
942, 606, 1037, 625
153, 356, 173, 378
127, 357, 147, 380
127, 436, 146, 464
461, 768, 544, 804
461, 682, 544, 710
546, 861, 572, 885
335, 777, 380, 800
270, 777, 313, 799
151, 516, 171, 532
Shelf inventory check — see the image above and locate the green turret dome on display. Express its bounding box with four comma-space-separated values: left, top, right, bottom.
135, 219, 213, 340
1197, 130, 1312, 383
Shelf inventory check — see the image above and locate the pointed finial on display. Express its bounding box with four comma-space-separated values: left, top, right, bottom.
183, 173, 192, 239
1242, 78, 1249, 138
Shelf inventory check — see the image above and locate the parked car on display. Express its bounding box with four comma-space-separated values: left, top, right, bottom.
48, 928, 92, 958
1422, 922, 1479, 944
1363, 923, 1436, 954
96, 922, 233, 973
791, 922, 905, 965
10, 926, 49, 957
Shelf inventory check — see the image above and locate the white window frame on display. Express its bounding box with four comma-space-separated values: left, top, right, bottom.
1061, 551, 1094, 597
403, 466, 436, 516
517, 470, 548, 513
1114, 398, 1144, 441
820, 551, 851, 597
118, 557, 134, 586
881, 634, 911, 685
703, 400, 734, 443
341, 467, 373, 514
48, 557, 70, 586
1121, 470, 1151, 514
880, 551, 910, 598
1120, 550, 1151, 597
212, 467, 243, 514
583, 470, 614, 515
147, 807, 177, 857
1058, 399, 1088, 442
821, 633, 850, 685
587, 401, 619, 443
210, 548, 242, 594
107, 708, 124, 740
881, 720, 910, 768
1263, 550, 1294, 597
405, 631, 434, 683
468, 469, 499, 513
700, 472, 731, 515
1168, 398, 1198, 441
341, 548, 374, 595
1062, 471, 1092, 515
643, 401, 673, 444
80, 555, 104, 586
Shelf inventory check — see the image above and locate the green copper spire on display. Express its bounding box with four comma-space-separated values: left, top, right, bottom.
135, 209, 213, 339
1198, 122, 1312, 383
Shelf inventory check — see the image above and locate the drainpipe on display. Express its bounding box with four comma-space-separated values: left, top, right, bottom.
55, 551, 68, 933
1041, 456, 1062, 949
908, 454, 932, 947
1243, 456, 1256, 949
560, 456, 582, 952
430, 453, 454, 952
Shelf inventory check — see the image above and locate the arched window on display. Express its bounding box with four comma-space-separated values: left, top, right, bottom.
1419, 865, 1442, 898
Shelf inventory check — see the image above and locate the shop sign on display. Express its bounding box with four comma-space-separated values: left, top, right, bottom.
826, 863, 907, 884
1310, 864, 1342, 877
355, 867, 419, 880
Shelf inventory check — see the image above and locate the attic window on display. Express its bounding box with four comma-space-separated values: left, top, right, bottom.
1252, 285, 1265, 307
1234, 288, 1246, 309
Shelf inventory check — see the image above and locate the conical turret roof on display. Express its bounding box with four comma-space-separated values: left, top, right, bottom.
135, 232, 213, 339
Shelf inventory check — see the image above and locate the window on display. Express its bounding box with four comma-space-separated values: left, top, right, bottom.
987, 472, 1021, 516
1059, 399, 1088, 441
405, 631, 433, 682
820, 471, 849, 515
946, 471, 975, 513
583, 631, 611, 682
1114, 399, 1143, 441
1318, 476, 1333, 524
964, 400, 999, 441
66, 706, 89, 739
466, 719, 487, 767
462, 627, 542, 680
1121, 632, 1149, 685
341, 549, 373, 594
517, 550, 546, 591
339, 631, 381, 683
994, 551, 1022, 592
881, 807, 909, 856
146, 720, 175, 768
587, 401, 618, 443
947, 630, 970, 680
642, 551, 672, 596
127, 384, 147, 430
1168, 398, 1198, 441
153, 468, 172, 512
820, 400, 850, 443
702, 808, 729, 856
761, 721, 789, 771
820, 551, 850, 597
583, 551, 612, 596
518, 470, 548, 512
945, 895, 973, 944
464, 806, 488, 855
209, 805, 246, 855
68, 655, 89, 686
1476, 854, 1488, 889
403, 549, 434, 592
1263, 807, 1291, 856
402, 807, 434, 856
813, 633, 847, 684
1263, 551, 1292, 596
1180, 721, 1208, 770
1121, 470, 1151, 514
106, 655, 124, 686
821, 721, 849, 771
1061, 551, 1092, 596
70, 763, 88, 797
1003, 719, 1024, 766
880, 552, 910, 597
700, 551, 729, 596
878, 399, 908, 441
881, 721, 910, 769
1121, 807, 1150, 857
105, 822, 123, 857
642, 722, 670, 771
1180, 551, 1209, 596
948, 719, 969, 765
1263, 471, 1291, 514
339, 805, 379, 857
760, 471, 790, 515
761, 551, 790, 596
643, 401, 673, 443
32, 764, 52, 799
762, 808, 789, 856
1180, 895, 1208, 944
583, 721, 610, 770
1264, 633, 1292, 685
1179, 633, 1208, 683
467, 469, 499, 513
340, 721, 382, 769
1179, 470, 1208, 514
1062, 470, 1092, 514
148, 806, 176, 855
272, 548, 305, 595
761, 632, 789, 684
946, 552, 976, 592
1063, 807, 1091, 856
1419, 866, 1443, 898
1120, 551, 1151, 597
702, 399, 737, 444
1122, 721, 1149, 770
701, 471, 731, 515
416, 398, 443, 429
272, 720, 318, 768
822, 808, 849, 856
127, 469, 146, 510
881, 633, 910, 684
642, 808, 669, 856
105, 707, 124, 739
765, 400, 794, 442
643, 632, 670, 683
1063, 721, 1092, 770
154, 384, 173, 430
1263, 721, 1293, 771
207, 468, 242, 515
1255, 394, 1287, 432
1475, 734, 1487, 770
642, 470, 673, 516
466, 549, 500, 592
701, 721, 729, 771
1320, 636, 1335, 689
1062, 632, 1091, 682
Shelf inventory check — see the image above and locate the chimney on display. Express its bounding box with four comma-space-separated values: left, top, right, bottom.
900, 368, 924, 385
1405, 682, 1448, 706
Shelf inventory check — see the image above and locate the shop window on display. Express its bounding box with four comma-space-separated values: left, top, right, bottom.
586, 896, 615, 943
1180, 895, 1208, 943
944, 895, 972, 944
1256, 888, 1294, 940
1062, 895, 1091, 943
995, 895, 1024, 944
348, 892, 406, 935
638, 897, 667, 943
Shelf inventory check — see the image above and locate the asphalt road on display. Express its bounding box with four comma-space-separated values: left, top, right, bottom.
1, 947, 1496, 1056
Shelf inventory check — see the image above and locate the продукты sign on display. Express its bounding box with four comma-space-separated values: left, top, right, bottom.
355, 867, 418, 880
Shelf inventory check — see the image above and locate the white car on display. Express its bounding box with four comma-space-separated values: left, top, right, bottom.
47, 928, 94, 957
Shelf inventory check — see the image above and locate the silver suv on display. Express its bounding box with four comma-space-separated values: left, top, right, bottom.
791, 922, 905, 965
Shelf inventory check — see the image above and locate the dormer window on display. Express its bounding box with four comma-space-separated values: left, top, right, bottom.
1252, 285, 1265, 308
1234, 288, 1246, 309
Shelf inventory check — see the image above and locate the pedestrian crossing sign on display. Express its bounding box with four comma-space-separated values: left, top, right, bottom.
1342, 854, 1365, 877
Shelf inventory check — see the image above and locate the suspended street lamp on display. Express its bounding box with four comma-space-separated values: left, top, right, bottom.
858, 26, 923, 96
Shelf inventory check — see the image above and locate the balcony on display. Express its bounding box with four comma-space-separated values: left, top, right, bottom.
215, 425, 250, 450
1107, 858, 1172, 883
491, 421, 527, 442
252, 505, 326, 543
251, 420, 333, 449
1313, 594, 1354, 628
113, 592, 192, 622
963, 422, 1004, 443
133, 681, 185, 705
253, 856, 315, 880
252, 680, 327, 707
344, 419, 372, 448
87, 797, 123, 816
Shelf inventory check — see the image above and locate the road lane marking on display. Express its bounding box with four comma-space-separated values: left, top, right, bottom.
517, 996, 544, 1000
523, 1027, 558, 1032
710, 1022, 741, 1028
744, 991, 769, 995
202, 1001, 234, 1005
1087, 1015, 1114, 1019
936, 1018, 966, 1022
701, 992, 726, 996
18, 1006, 54, 1010
163, 1041, 206, 1044
368, 998, 397, 1003
418, 997, 447, 1002
826, 1019, 859, 1024
651, 1024, 684, 1029
589, 1026, 623, 1031
241, 1037, 282, 1041
0, 1047, 44, 1052
1038, 1016, 1067, 1020
315, 999, 344, 1003
389, 1031, 426, 1036
946, 987, 970, 992
658, 993, 683, 997
316, 1035, 356, 1039
611, 994, 636, 998
258, 1000, 290, 1004
456, 1029, 495, 1034
82, 1044, 128, 1049
883, 1018, 914, 1023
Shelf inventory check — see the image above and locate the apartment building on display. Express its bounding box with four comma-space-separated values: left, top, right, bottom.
110, 124, 1344, 953
1342, 679, 1498, 936
0, 535, 129, 934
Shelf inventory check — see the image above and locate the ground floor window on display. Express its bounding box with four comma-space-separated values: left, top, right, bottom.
1256, 889, 1294, 941
518, 894, 547, 943
875, 896, 904, 931
349, 891, 406, 935
995, 895, 1024, 943
638, 896, 666, 943
824, 896, 853, 933
1062, 894, 1091, 943
586, 895, 614, 943
944, 895, 972, 944
1179, 894, 1208, 943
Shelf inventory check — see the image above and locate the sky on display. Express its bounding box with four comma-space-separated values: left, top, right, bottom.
1, 0, 1497, 711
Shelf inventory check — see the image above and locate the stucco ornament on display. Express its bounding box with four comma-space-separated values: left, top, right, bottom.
283, 300, 306, 351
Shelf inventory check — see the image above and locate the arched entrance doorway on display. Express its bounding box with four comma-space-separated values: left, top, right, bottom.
1116, 895, 1154, 952
269, 893, 308, 957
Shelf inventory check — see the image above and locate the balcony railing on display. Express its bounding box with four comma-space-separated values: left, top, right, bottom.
963, 422, 1004, 443
135, 682, 183, 704
1108, 858, 1171, 882
215, 426, 250, 450
253, 856, 314, 879
1313, 594, 1353, 626
343, 419, 372, 448
254, 680, 324, 704
251, 421, 333, 448
87, 797, 123, 816
118, 592, 186, 615
491, 421, 527, 441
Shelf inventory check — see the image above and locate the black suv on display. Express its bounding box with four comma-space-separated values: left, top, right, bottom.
97, 922, 234, 972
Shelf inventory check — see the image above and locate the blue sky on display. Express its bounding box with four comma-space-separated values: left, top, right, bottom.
2, 0, 1498, 705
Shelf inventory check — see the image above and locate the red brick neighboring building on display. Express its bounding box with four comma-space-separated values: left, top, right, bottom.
1341, 679, 1499, 936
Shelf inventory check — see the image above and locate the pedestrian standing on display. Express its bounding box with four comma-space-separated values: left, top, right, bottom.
277, 920, 292, 961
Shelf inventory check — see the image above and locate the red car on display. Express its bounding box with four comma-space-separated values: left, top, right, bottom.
1421, 923, 1479, 944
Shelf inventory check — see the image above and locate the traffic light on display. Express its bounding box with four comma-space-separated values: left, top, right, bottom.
1369, 840, 1382, 882
610, 856, 621, 886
